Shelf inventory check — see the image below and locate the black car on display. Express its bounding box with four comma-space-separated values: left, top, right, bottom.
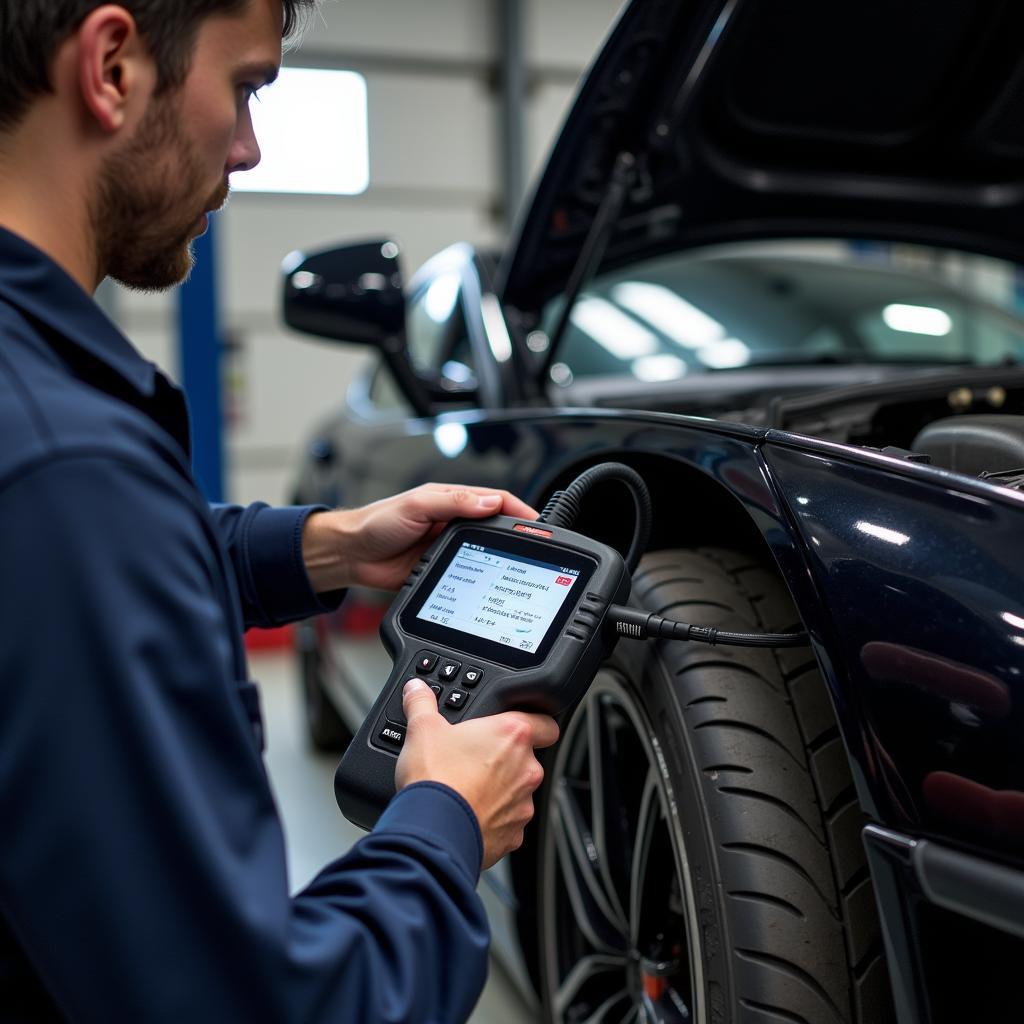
283, 2, 1024, 1021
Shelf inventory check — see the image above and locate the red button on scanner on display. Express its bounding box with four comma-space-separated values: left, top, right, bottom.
414, 651, 439, 674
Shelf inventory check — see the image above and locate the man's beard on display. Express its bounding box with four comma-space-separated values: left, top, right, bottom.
91, 96, 228, 292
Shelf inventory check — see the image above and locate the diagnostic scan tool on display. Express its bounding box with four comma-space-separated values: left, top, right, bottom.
335, 512, 631, 829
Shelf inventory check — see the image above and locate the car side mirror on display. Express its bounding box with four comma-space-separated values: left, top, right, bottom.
282, 240, 405, 346
281, 239, 444, 418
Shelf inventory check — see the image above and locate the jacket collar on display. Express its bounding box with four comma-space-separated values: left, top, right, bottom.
0, 226, 157, 396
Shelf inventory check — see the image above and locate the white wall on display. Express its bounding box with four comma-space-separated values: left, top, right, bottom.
117, 0, 623, 506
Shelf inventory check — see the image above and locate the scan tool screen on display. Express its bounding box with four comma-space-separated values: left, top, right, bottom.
416, 542, 580, 654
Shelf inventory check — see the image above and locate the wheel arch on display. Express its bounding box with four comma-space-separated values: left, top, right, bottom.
529, 448, 773, 565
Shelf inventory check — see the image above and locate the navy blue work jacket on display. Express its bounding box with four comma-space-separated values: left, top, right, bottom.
0, 228, 488, 1022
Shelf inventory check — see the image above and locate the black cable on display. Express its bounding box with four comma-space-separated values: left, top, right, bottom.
538, 462, 652, 573
538, 464, 805, 648
609, 605, 809, 648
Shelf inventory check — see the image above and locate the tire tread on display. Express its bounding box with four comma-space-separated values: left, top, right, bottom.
629, 548, 894, 1024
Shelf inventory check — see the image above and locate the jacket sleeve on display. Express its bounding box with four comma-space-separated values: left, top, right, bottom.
207, 501, 345, 628
0, 454, 489, 1024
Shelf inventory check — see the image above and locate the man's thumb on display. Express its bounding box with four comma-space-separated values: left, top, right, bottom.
402, 678, 438, 723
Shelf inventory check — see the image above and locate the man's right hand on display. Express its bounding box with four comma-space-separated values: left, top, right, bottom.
395, 679, 559, 870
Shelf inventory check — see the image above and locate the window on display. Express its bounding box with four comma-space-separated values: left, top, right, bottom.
231, 68, 369, 195
542, 241, 1024, 384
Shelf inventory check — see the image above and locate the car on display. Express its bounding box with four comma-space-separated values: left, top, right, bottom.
282, 1, 1024, 1021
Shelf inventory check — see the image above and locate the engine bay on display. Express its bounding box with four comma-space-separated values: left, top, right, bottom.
567, 364, 1024, 486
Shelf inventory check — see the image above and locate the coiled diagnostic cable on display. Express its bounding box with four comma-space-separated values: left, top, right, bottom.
538, 462, 809, 649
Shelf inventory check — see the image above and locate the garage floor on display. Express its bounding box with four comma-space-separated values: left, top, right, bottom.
254, 651, 533, 1024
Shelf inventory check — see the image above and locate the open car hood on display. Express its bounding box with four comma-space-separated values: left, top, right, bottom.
499, 0, 1024, 310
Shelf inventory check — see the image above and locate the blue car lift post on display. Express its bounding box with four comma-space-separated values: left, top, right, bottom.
178, 220, 225, 503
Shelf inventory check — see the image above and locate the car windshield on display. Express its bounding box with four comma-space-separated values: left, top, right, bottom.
541, 241, 1024, 384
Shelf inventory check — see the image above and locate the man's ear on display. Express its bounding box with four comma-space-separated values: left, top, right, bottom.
76, 4, 154, 133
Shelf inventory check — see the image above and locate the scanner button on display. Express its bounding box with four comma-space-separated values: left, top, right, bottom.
462, 668, 483, 688
378, 722, 406, 749
414, 651, 439, 674
438, 660, 462, 682
444, 688, 469, 710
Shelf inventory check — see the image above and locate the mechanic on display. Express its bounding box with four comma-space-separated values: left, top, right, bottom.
0, 1, 558, 1021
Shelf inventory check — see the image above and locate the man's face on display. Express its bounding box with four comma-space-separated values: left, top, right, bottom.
93, 0, 283, 290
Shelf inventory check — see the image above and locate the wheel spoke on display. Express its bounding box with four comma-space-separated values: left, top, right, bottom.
641, 992, 692, 1024
628, 768, 661, 946
587, 692, 630, 926
554, 953, 629, 1019
554, 781, 630, 951
581, 991, 634, 1024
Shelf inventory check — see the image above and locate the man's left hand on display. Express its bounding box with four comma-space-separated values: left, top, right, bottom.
302, 484, 538, 593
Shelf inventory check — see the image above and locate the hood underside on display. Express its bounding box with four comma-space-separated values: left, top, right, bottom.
501, 0, 1024, 309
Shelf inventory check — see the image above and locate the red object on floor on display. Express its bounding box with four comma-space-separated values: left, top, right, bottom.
244, 599, 385, 653
338, 601, 387, 635
245, 624, 294, 652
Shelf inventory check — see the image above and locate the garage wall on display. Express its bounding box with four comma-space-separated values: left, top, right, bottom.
114, 0, 623, 506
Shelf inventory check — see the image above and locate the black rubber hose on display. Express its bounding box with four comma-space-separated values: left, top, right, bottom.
538, 462, 652, 573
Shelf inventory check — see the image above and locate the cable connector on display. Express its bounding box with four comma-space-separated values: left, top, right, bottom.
608, 605, 809, 649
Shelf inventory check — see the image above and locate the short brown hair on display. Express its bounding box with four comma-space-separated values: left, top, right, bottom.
0, 1, 318, 130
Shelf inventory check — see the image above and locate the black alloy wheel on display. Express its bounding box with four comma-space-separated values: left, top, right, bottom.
539, 670, 702, 1023
535, 549, 895, 1024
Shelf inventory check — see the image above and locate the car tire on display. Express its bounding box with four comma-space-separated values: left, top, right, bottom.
536, 547, 895, 1023
295, 619, 353, 752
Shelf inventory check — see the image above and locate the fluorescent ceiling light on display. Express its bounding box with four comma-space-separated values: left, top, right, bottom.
481, 293, 513, 363
855, 521, 910, 546
441, 360, 473, 384
697, 338, 750, 369
570, 296, 658, 359
632, 354, 687, 382
613, 282, 725, 348
882, 304, 953, 336
231, 68, 369, 195
433, 422, 469, 459
424, 272, 461, 323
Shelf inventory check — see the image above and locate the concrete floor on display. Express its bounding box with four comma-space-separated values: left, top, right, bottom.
254, 650, 534, 1024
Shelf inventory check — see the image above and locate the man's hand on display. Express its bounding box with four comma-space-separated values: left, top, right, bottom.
396, 680, 559, 869
302, 484, 537, 593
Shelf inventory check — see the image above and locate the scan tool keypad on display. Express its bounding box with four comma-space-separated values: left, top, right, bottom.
381, 650, 486, 743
